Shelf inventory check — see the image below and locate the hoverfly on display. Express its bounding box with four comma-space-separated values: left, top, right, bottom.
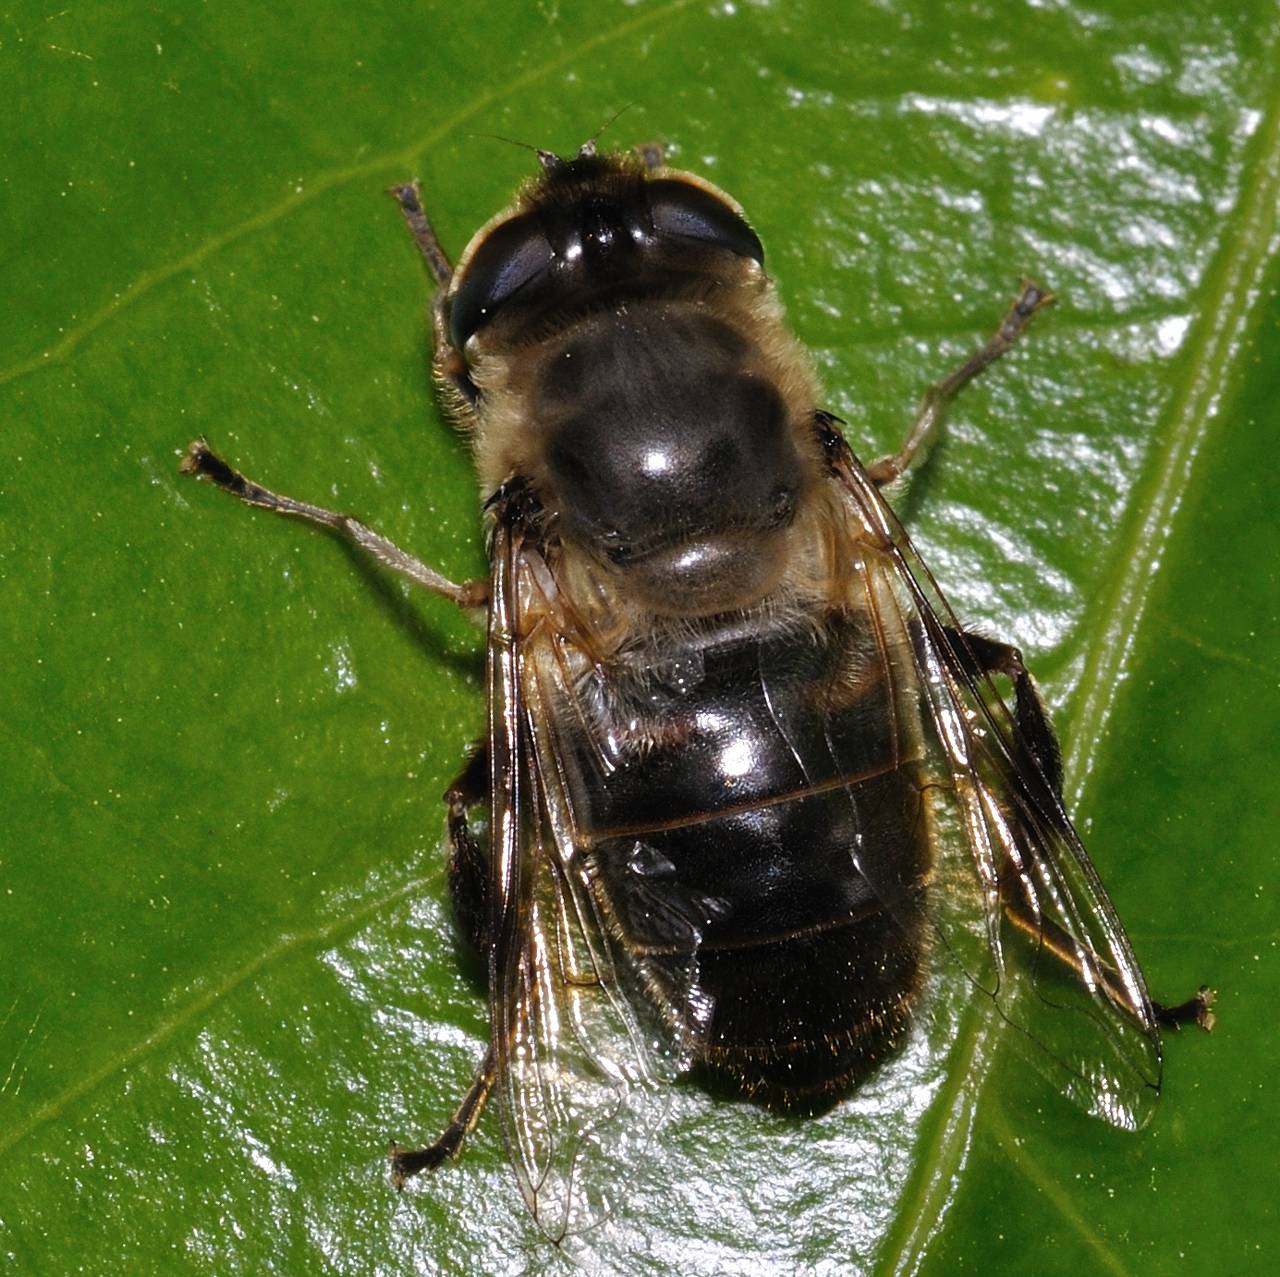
181, 135, 1213, 1244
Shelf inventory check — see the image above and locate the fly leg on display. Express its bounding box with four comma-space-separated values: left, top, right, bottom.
387, 180, 479, 408
445, 744, 491, 959
389, 179, 453, 288
866, 281, 1054, 486
179, 440, 488, 609
941, 627, 1063, 802
389, 745, 497, 1185
1150, 988, 1217, 1029
943, 623, 1216, 1032
390, 1046, 497, 1185
997, 858, 1216, 1030
180, 442, 509, 1163
997, 860, 1216, 1029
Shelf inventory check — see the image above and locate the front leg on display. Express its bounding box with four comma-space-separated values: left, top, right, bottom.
388, 180, 479, 410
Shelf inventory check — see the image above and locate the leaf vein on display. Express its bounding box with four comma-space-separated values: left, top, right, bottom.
0, 0, 694, 390
0, 871, 438, 1163
878, 33, 1280, 1276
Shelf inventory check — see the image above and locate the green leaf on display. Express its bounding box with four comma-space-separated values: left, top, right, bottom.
2, 2, 1276, 1273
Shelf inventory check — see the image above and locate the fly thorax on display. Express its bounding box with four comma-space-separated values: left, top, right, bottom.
532, 303, 811, 617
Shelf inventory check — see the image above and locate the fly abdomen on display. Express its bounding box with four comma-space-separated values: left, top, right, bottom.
590, 765, 930, 1105
574, 617, 934, 1107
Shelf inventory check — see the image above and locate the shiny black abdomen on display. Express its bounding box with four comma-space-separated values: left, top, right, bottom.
563, 613, 932, 1105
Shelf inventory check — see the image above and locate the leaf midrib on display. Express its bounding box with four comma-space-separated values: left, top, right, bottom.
876, 36, 1280, 1277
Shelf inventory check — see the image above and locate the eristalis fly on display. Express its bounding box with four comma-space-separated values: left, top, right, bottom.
181, 134, 1214, 1244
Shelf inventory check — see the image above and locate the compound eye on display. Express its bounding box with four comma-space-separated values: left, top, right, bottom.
448, 213, 554, 348
646, 179, 764, 264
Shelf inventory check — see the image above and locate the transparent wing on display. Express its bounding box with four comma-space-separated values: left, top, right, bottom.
792, 442, 1164, 1129
485, 508, 708, 1246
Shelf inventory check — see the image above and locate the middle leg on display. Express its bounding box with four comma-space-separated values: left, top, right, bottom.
180, 439, 488, 609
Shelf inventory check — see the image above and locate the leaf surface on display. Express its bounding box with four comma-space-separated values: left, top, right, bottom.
2, 2, 1276, 1273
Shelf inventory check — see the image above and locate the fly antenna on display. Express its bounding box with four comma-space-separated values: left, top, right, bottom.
468, 129, 543, 157
577, 103, 639, 158
467, 129, 567, 174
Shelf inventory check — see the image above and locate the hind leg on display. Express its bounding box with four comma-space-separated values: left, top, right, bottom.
443, 743, 490, 957
390, 744, 494, 1184
946, 625, 1215, 1031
